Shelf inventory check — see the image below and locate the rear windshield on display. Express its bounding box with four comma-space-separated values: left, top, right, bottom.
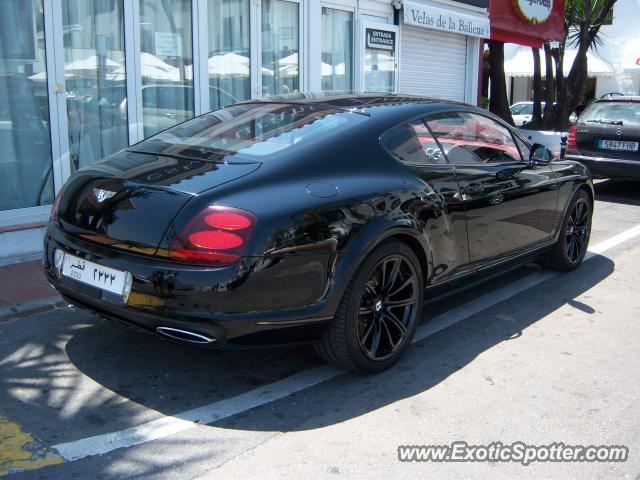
581, 101, 640, 126
131, 103, 368, 160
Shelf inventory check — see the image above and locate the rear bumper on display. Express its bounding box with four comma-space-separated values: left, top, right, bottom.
44, 224, 337, 347
565, 154, 640, 180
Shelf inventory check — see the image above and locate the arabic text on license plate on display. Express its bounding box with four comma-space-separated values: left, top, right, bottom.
61, 253, 127, 296
598, 139, 639, 151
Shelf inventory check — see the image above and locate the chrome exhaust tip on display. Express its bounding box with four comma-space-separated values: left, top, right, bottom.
156, 326, 216, 344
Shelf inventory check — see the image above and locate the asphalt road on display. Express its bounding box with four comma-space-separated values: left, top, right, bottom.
1, 180, 639, 479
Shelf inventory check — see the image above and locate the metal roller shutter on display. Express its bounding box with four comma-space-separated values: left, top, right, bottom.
399, 25, 468, 100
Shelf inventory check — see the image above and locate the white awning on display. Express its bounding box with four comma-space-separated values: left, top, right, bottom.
504, 46, 614, 78
622, 38, 640, 72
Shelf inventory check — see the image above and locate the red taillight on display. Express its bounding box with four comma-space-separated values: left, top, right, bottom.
50, 185, 67, 223
169, 206, 256, 265
567, 125, 577, 152
204, 212, 252, 230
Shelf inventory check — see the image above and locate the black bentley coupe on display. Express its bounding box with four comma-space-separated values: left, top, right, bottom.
44, 93, 593, 373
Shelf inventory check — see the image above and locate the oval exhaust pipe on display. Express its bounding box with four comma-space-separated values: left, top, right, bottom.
156, 326, 216, 344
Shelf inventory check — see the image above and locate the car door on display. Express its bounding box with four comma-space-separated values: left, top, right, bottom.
381, 118, 469, 283
425, 110, 559, 265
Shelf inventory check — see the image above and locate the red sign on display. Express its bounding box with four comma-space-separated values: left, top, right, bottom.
489, 0, 564, 48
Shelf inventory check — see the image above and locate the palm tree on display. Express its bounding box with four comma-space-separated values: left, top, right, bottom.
558, 0, 616, 129
489, 0, 616, 129
487, 40, 514, 126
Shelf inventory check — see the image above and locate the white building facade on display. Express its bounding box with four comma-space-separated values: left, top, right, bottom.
0, 0, 488, 260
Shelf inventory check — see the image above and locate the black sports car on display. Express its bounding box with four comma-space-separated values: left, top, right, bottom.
44, 93, 593, 373
566, 95, 640, 180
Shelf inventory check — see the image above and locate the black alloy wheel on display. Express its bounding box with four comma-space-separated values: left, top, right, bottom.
357, 255, 419, 361
314, 241, 424, 373
540, 189, 592, 271
565, 198, 590, 264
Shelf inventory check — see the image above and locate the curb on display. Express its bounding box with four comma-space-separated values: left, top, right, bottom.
0, 295, 67, 322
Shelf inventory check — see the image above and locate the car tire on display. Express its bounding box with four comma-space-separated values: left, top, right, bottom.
539, 189, 592, 271
314, 240, 424, 373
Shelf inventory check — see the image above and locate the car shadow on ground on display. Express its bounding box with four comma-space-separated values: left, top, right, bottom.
0, 255, 616, 480
52, 253, 613, 435
593, 180, 640, 206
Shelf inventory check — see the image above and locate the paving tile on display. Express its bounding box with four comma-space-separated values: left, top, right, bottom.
3, 261, 44, 278
0, 277, 56, 304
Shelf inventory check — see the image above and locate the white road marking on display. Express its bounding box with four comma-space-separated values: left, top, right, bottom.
586, 224, 640, 257
52, 225, 640, 461
54, 366, 342, 461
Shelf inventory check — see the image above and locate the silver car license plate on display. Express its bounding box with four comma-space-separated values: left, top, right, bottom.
60, 252, 130, 297
598, 139, 639, 151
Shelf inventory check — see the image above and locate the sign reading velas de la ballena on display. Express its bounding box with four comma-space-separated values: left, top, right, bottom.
403, 1, 490, 39
513, 0, 553, 24
366, 28, 396, 50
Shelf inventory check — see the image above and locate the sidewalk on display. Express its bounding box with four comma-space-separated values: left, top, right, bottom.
0, 260, 66, 322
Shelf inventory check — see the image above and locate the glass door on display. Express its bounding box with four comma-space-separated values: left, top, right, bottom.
261, 0, 299, 97
0, 0, 55, 212
61, 0, 129, 171
359, 22, 398, 93
139, 0, 194, 138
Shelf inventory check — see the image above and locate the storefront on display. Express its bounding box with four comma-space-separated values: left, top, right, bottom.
398, 0, 489, 102
0, 0, 487, 258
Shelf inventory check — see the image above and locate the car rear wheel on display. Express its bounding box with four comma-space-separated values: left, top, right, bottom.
540, 189, 592, 271
314, 241, 424, 373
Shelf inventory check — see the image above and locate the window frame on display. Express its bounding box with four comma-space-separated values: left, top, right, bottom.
424, 109, 528, 166
379, 113, 450, 167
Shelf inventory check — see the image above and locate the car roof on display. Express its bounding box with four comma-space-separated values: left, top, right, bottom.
596, 96, 640, 103
241, 92, 469, 115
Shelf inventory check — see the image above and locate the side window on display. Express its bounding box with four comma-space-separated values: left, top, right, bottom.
381, 119, 447, 165
427, 111, 523, 164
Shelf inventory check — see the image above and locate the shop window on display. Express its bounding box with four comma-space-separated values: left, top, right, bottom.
208, 0, 251, 110
426, 112, 522, 164
140, 0, 194, 138
0, 0, 54, 211
261, 0, 299, 96
321, 8, 353, 91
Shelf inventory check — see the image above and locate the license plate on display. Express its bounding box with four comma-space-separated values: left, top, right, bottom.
598, 139, 639, 151
61, 252, 129, 297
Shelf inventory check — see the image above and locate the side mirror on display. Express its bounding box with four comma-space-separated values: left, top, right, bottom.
529, 143, 553, 167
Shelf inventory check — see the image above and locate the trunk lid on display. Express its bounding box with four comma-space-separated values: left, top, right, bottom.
57, 151, 260, 252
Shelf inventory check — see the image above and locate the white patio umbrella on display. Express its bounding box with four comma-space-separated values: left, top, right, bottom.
364, 52, 395, 72
29, 54, 123, 81
210, 52, 251, 76
139, 52, 181, 81
321, 62, 346, 76
208, 52, 274, 77
277, 53, 299, 77
504, 46, 614, 78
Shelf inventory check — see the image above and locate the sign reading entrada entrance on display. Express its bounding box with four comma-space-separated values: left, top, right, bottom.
513, 0, 554, 24
366, 28, 396, 50
403, 1, 490, 38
